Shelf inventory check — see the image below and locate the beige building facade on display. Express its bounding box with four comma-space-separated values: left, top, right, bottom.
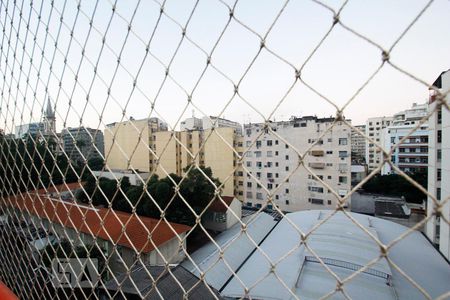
105, 117, 244, 199
104, 118, 168, 173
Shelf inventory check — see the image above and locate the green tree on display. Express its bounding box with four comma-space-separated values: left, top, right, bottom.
362, 172, 427, 203
87, 157, 104, 171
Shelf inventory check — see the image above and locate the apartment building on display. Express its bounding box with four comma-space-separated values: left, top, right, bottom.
242, 116, 351, 212
365, 116, 393, 171
61, 127, 105, 164
104, 117, 168, 172
351, 125, 366, 163
202, 116, 243, 135
105, 116, 243, 198
381, 103, 429, 175
426, 69, 450, 260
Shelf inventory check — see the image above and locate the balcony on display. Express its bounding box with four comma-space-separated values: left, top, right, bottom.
310, 150, 324, 157
309, 162, 325, 169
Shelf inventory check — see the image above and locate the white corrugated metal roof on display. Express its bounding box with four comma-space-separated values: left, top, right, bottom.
189, 210, 449, 300
182, 213, 278, 291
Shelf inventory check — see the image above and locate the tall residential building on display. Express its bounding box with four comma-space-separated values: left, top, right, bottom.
351, 125, 366, 164
202, 116, 243, 135
61, 127, 105, 164
105, 116, 243, 198
180, 117, 202, 131
426, 69, 450, 260
381, 103, 429, 175
104, 118, 168, 172
154, 122, 243, 198
242, 116, 351, 212
365, 116, 393, 171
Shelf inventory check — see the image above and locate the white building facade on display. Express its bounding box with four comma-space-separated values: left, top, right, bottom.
242, 116, 351, 212
426, 69, 450, 261
365, 117, 393, 171
381, 103, 429, 175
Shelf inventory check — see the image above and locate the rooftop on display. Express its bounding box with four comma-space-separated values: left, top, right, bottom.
207, 196, 235, 213
4, 185, 191, 253
103, 265, 221, 299
185, 210, 449, 299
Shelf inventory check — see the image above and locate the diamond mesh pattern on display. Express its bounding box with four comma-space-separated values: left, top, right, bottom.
0, 0, 449, 299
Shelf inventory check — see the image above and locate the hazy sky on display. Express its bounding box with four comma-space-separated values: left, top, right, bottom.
1, 0, 450, 133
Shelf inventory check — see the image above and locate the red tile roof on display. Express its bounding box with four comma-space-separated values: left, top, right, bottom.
207, 196, 235, 213
3, 186, 191, 253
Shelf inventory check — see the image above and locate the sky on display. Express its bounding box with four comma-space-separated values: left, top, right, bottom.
1, 0, 450, 133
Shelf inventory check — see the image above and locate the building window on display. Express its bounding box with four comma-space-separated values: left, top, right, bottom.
338, 138, 348, 145
256, 141, 262, 147
267, 151, 273, 157
310, 198, 324, 205
285, 166, 289, 171
285, 200, 289, 205
275, 195, 279, 200
255, 151, 262, 157
285, 144, 289, 149
256, 193, 263, 200
246, 152, 253, 157
275, 173, 279, 178
238, 181, 243, 186
338, 151, 348, 158
256, 204, 262, 209
267, 183, 273, 189
247, 182, 252, 188
327, 175, 332, 179
285, 189, 289, 194
267, 172, 273, 178
437, 149, 442, 161
437, 169, 441, 181
437, 109, 442, 124
246, 162, 252, 167
285, 155, 289, 160
275, 162, 279, 167
246, 202, 252, 207
275, 151, 279, 156
437, 130, 442, 143
339, 176, 348, 184
275, 140, 279, 145
328, 200, 332, 205
256, 161, 262, 168
267, 140, 273, 146
437, 188, 441, 201
308, 186, 324, 193
246, 192, 252, 198
326, 151, 333, 154
267, 162, 273, 167
246, 141, 251, 147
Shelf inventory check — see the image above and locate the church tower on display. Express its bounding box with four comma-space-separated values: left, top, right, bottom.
44, 98, 56, 135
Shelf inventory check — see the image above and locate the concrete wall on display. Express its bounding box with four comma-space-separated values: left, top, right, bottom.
204, 128, 237, 197
104, 119, 151, 172
154, 131, 180, 178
